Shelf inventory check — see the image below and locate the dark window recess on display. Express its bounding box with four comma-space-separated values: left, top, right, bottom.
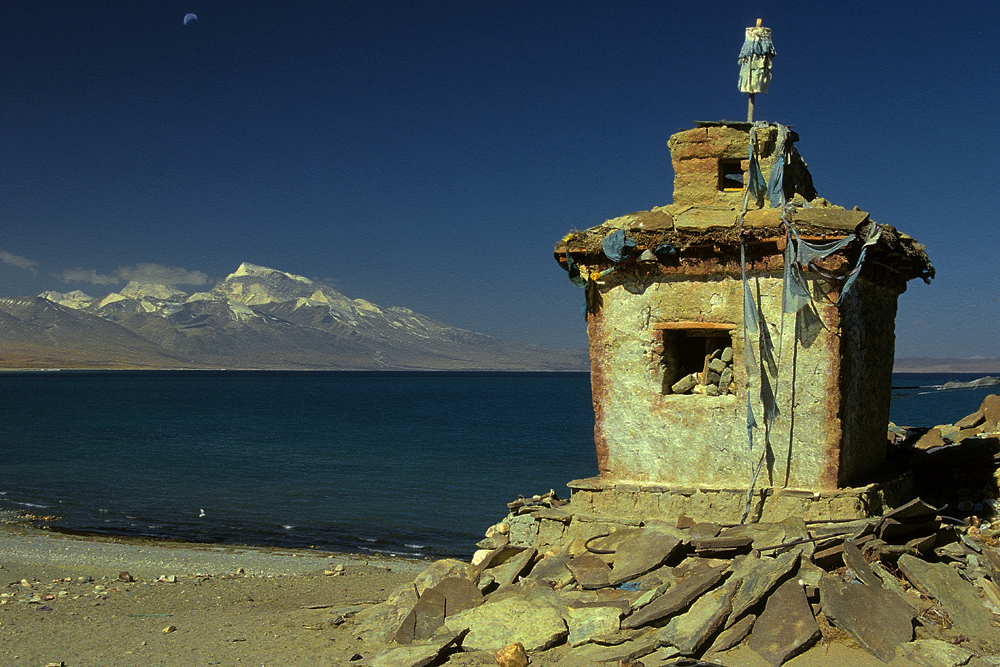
718, 159, 745, 191
658, 328, 735, 396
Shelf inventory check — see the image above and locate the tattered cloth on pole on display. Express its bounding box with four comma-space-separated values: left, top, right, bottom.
738, 26, 775, 94
602, 229, 637, 263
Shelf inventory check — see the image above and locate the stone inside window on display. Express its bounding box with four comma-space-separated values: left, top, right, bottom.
657, 325, 735, 396
718, 159, 744, 191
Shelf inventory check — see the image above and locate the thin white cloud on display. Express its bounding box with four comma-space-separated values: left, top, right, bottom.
62, 269, 120, 285
62, 263, 210, 287
0, 250, 38, 272
117, 263, 208, 286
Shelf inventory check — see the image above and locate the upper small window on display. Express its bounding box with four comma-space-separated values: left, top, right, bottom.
718, 159, 744, 192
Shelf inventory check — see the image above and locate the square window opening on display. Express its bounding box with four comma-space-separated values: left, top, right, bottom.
660, 328, 735, 396
718, 159, 745, 192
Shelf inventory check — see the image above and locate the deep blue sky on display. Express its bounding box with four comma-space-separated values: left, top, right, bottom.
1, 2, 997, 358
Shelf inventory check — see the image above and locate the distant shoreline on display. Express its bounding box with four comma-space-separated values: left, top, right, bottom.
893, 358, 1000, 374
1, 362, 997, 375
0, 367, 592, 375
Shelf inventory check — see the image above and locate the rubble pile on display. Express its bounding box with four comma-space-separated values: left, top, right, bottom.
346, 399, 1000, 667
669, 346, 736, 397
351, 497, 1000, 667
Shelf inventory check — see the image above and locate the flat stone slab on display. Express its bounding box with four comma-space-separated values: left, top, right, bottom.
692, 534, 754, 557
841, 539, 882, 587
748, 579, 820, 666
525, 552, 574, 588
819, 575, 915, 662
897, 554, 1000, 643
354, 583, 419, 644
656, 584, 731, 655
608, 529, 683, 586
550, 632, 660, 666
705, 613, 756, 656
413, 559, 470, 595
444, 594, 567, 652
394, 587, 446, 643
728, 550, 800, 623
491, 547, 537, 588
427, 576, 482, 617
566, 603, 623, 646
622, 563, 728, 629
566, 553, 613, 589
370, 630, 464, 667
899, 638, 975, 667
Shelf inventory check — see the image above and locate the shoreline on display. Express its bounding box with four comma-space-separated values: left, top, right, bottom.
0, 522, 428, 580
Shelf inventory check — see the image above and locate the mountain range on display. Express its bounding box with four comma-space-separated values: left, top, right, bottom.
0, 263, 589, 371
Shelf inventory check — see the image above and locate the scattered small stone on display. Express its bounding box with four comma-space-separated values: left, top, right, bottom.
163, 625, 177, 633
494, 641, 528, 667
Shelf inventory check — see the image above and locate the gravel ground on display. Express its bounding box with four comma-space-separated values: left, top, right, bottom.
0, 525, 430, 666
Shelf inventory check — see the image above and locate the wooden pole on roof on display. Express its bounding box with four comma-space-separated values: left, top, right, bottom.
739, 18, 775, 122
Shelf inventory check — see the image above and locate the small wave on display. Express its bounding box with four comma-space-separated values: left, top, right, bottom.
404, 543, 426, 550
14, 501, 48, 509
282, 524, 294, 530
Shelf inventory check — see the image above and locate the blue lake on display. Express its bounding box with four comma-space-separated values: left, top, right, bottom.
0, 370, 992, 558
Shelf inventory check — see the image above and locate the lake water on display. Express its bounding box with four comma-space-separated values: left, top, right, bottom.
0, 371, 993, 558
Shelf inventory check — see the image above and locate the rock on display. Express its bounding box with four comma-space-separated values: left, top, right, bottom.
956, 410, 986, 430
630, 580, 674, 611
914, 428, 946, 450
566, 553, 613, 590
550, 631, 660, 666
980, 394, 1000, 429
394, 588, 445, 644
882, 497, 941, 522
566, 603, 623, 646
725, 521, 786, 551
608, 529, 683, 586
622, 562, 728, 629
819, 574, 915, 662
897, 554, 1000, 643
899, 639, 975, 667
671, 374, 697, 394
494, 642, 529, 667
524, 552, 574, 588
427, 577, 482, 617
490, 547, 537, 589
413, 559, 471, 595
747, 579, 820, 666
691, 534, 753, 557
354, 582, 419, 644
841, 539, 882, 588
704, 613, 755, 656
444, 593, 567, 652
728, 549, 800, 624
656, 584, 731, 655
370, 630, 465, 667
688, 522, 721, 539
